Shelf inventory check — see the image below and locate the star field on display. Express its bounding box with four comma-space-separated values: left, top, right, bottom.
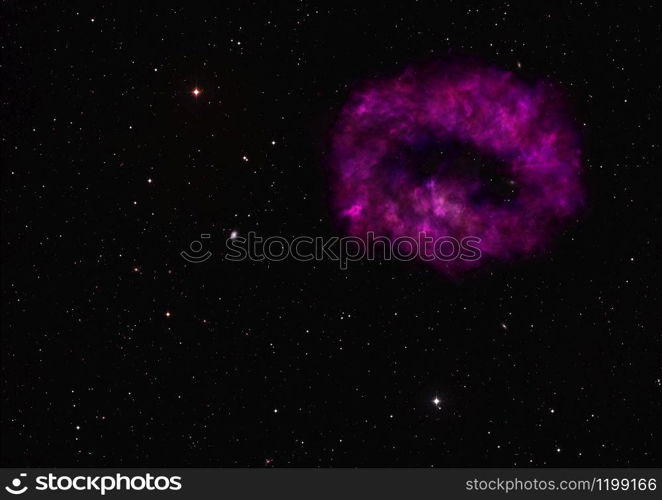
1, 2, 661, 467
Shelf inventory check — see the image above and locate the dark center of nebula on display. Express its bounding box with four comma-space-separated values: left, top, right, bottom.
382, 133, 519, 206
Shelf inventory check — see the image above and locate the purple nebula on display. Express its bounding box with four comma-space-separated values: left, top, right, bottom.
328, 61, 585, 275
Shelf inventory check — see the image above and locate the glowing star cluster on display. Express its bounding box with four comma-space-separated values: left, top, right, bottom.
328, 61, 585, 275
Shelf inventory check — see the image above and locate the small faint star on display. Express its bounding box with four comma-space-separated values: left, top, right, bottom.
165, 311, 172, 318
433, 396, 440, 406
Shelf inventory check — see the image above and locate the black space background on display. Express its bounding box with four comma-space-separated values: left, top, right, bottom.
1, 2, 661, 467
